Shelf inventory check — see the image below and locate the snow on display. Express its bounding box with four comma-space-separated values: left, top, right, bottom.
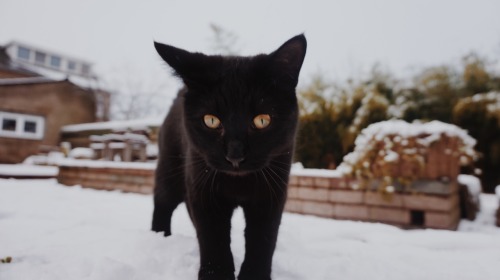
90, 133, 150, 143
384, 150, 399, 162
341, 120, 477, 172
57, 158, 156, 170
61, 118, 163, 133
461, 91, 500, 118
23, 151, 66, 166
458, 174, 482, 197
356, 120, 477, 149
0, 164, 58, 177
290, 163, 344, 178
1, 178, 500, 280
69, 147, 94, 159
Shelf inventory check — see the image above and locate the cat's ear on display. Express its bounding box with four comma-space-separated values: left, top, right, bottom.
268, 34, 307, 88
154, 41, 221, 87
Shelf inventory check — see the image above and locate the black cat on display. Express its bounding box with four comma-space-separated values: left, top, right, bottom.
152, 34, 307, 280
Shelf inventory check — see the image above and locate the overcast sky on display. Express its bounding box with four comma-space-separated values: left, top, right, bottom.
1, 0, 500, 103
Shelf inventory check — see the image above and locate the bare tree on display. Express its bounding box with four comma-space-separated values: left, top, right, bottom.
209, 23, 240, 55
102, 65, 172, 120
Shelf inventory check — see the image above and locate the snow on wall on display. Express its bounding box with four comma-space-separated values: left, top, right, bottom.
458, 174, 482, 197
57, 158, 156, 170
68, 148, 94, 159
290, 163, 344, 178
61, 118, 163, 133
0, 164, 59, 177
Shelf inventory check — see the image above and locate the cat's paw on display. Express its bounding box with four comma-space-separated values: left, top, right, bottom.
151, 227, 171, 237
198, 264, 235, 280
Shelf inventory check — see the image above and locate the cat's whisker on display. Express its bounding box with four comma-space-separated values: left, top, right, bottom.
258, 169, 274, 207
265, 166, 288, 198
208, 170, 221, 210
262, 167, 280, 206
269, 157, 291, 164
268, 150, 293, 156
268, 162, 291, 173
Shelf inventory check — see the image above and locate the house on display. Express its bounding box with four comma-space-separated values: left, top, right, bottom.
0, 41, 110, 163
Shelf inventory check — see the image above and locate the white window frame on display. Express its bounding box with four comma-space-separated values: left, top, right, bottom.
17, 46, 31, 61
0, 111, 45, 140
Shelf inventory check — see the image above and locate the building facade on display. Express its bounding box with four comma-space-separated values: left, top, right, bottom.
0, 41, 110, 163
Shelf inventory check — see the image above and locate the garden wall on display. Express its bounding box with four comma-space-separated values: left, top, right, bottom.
57, 119, 482, 230
57, 159, 155, 194
285, 169, 461, 230
57, 160, 467, 230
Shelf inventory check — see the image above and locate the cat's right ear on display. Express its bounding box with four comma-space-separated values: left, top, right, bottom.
154, 41, 221, 87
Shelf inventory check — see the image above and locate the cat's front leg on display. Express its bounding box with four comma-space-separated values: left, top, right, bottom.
238, 203, 284, 280
188, 197, 236, 280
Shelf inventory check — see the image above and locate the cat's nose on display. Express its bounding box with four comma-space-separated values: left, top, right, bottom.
225, 156, 244, 168
226, 141, 245, 168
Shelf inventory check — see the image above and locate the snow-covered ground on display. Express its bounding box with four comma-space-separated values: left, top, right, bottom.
0, 164, 58, 177
1, 179, 499, 280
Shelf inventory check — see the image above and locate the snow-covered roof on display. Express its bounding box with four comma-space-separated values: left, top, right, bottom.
0, 76, 63, 86
10, 61, 99, 89
62, 118, 164, 133
2, 41, 99, 89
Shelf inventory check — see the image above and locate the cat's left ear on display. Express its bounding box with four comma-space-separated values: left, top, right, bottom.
154, 41, 222, 87
269, 34, 307, 88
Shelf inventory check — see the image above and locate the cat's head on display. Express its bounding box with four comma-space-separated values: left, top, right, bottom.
155, 35, 307, 175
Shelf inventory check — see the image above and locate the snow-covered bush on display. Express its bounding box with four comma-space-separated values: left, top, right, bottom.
340, 120, 476, 192
454, 91, 500, 193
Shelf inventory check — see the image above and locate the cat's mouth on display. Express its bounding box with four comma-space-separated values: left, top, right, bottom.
222, 170, 253, 177
215, 160, 261, 177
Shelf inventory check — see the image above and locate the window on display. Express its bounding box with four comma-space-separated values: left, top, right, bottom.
0, 111, 45, 140
35, 51, 46, 64
2, 118, 17, 131
24, 121, 37, 133
17, 46, 31, 60
50, 56, 61, 68
67, 60, 77, 71
81, 63, 91, 75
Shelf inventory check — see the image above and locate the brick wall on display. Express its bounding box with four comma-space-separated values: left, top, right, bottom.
58, 164, 154, 194
285, 172, 461, 230
57, 162, 461, 230
0, 81, 96, 163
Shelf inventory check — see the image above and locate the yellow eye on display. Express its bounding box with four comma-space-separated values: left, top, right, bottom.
203, 114, 221, 129
253, 114, 271, 129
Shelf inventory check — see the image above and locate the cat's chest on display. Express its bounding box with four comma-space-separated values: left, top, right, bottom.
194, 172, 265, 203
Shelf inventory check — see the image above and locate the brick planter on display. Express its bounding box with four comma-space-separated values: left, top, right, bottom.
56, 160, 468, 230
285, 171, 461, 230
57, 160, 155, 194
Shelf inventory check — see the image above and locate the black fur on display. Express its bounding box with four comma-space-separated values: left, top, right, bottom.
152, 35, 307, 280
